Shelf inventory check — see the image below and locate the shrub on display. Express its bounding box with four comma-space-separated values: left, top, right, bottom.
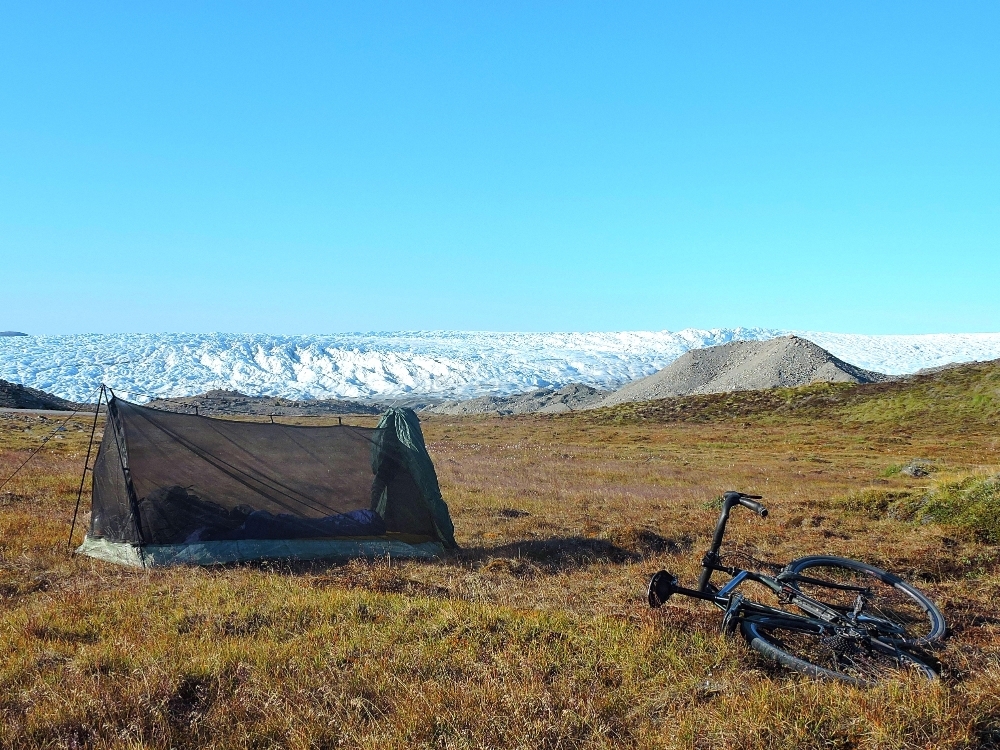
919, 474, 1000, 543
840, 474, 1000, 543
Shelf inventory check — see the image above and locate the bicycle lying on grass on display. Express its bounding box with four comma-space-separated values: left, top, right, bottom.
647, 491, 946, 685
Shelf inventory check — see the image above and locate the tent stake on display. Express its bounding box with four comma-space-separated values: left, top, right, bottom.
69, 385, 105, 552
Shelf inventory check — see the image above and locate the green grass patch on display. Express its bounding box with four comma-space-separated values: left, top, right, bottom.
837, 474, 1000, 543
839, 363, 1000, 428
582, 360, 1000, 430
919, 474, 1000, 543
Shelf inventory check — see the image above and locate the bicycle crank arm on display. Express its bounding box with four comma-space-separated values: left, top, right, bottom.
648, 570, 717, 607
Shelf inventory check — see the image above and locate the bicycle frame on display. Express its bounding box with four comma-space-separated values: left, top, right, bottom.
646, 491, 944, 684
649, 492, 910, 644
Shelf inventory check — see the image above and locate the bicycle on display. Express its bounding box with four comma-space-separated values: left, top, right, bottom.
647, 491, 946, 685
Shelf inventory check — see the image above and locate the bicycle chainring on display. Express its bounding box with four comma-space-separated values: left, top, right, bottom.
721, 593, 746, 637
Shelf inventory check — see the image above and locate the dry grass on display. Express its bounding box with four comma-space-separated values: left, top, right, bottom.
1, 365, 1000, 749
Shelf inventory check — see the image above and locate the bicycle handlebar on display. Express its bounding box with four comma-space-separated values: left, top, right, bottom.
739, 497, 768, 517
722, 491, 768, 517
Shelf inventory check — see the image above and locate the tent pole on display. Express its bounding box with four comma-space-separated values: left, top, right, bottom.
69, 384, 105, 552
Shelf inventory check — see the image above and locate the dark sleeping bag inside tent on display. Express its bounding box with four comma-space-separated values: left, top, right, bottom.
79, 398, 456, 567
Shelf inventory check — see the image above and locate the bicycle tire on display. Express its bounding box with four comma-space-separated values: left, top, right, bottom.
740, 617, 938, 686
783, 556, 946, 647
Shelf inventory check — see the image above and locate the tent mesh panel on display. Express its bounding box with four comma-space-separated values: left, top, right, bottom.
90, 399, 444, 546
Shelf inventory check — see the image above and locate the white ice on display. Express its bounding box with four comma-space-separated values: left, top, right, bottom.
1, 329, 999, 404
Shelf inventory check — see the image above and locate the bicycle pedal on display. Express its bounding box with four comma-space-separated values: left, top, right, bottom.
721, 593, 746, 636
647, 571, 678, 608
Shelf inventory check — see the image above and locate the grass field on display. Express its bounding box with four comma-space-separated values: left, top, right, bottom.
1, 363, 999, 749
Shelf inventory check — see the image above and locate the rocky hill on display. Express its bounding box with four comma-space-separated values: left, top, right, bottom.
145, 389, 382, 416
0, 379, 87, 410
595, 336, 892, 408
422, 384, 607, 416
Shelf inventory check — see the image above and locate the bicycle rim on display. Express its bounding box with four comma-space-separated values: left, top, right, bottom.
784, 556, 946, 646
741, 619, 938, 686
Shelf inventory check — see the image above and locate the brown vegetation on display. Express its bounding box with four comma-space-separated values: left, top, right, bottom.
1, 363, 999, 748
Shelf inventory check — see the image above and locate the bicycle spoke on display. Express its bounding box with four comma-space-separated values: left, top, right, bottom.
788, 563, 934, 641
747, 620, 934, 683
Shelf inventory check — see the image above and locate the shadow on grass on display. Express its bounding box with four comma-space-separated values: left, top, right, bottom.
243, 538, 651, 577
214, 528, 690, 578
457, 530, 691, 572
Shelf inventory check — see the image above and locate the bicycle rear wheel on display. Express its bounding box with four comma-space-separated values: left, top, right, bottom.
783, 556, 945, 646
741, 617, 938, 686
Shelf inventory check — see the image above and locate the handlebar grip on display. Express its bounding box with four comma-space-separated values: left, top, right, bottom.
738, 498, 768, 517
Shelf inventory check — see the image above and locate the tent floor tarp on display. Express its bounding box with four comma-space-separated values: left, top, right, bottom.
78, 533, 445, 568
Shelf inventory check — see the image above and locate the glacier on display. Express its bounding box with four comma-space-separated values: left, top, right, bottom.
1, 329, 999, 404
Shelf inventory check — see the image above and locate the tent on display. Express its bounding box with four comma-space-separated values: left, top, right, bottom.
76, 397, 457, 567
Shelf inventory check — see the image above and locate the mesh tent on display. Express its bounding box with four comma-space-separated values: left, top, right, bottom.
77, 397, 456, 567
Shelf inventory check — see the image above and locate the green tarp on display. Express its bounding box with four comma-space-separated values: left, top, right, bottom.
372, 408, 457, 549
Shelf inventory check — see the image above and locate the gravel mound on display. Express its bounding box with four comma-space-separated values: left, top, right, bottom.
422, 383, 607, 416
146, 389, 383, 416
594, 336, 892, 408
0, 379, 87, 410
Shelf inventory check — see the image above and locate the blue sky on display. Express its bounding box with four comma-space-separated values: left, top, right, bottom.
2, 2, 998, 335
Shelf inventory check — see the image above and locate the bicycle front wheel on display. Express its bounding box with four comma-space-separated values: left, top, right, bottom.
783, 556, 946, 647
741, 618, 938, 686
